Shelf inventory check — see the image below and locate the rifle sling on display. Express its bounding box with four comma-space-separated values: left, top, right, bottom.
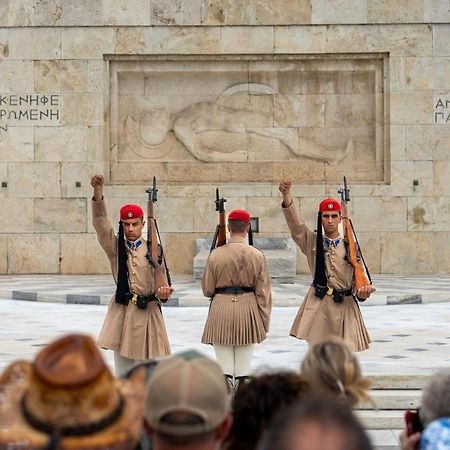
147, 218, 172, 287
155, 219, 171, 287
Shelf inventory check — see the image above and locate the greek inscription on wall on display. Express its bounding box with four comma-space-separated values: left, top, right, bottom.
108, 56, 388, 184
0, 94, 61, 132
434, 96, 450, 124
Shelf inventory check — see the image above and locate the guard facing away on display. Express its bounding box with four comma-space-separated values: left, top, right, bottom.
91, 174, 173, 376
201, 208, 272, 391
279, 179, 375, 352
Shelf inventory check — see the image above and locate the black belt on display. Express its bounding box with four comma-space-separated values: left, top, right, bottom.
129, 292, 158, 310
215, 287, 255, 295
313, 285, 353, 304
327, 287, 352, 297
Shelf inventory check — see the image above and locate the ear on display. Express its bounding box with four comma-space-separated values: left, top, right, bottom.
227, 223, 231, 232
215, 414, 233, 441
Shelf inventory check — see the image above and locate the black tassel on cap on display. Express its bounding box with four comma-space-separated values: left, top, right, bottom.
115, 221, 130, 305
313, 212, 327, 299
248, 226, 253, 246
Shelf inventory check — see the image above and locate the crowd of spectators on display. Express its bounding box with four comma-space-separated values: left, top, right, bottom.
0, 334, 446, 450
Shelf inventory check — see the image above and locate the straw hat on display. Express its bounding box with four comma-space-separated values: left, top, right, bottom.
0, 334, 145, 449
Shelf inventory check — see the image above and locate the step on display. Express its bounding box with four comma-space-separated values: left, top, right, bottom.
359, 389, 421, 410
367, 429, 401, 450
356, 410, 405, 430
354, 375, 427, 431
368, 374, 429, 390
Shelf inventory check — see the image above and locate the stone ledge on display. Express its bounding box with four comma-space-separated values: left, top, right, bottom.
1, 274, 449, 307
357, 410, 405, 430
5, 290, 450, 307
194, 237, 297, 281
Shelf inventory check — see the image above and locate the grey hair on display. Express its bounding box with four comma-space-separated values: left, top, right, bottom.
420, 368, 450, 426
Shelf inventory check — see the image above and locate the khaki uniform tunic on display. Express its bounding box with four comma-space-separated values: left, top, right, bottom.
93, 199, 170, 360
283, 202, 370, 352
201, 236, 272, 346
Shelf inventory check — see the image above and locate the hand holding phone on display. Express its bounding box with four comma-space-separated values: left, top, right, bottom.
404, 410, 423, 436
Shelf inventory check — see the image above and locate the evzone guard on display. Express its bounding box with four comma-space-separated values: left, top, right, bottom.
279, 178, 375, 351
91, 175, 173, 375
201, 189, 272, 391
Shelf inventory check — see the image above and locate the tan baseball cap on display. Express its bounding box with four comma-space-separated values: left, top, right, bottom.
145, 355, 230, 437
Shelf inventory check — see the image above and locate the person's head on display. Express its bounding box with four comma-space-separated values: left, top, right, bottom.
300, 337, 372, 408
226, 371, 310, 450
0, 334, 146, 449
420, 417, 450, 449
257, 395, 372, 450
120, 204, 145, 241
227, 209, 250, 236
144, 354, 232, 449
420, 368, 450, 426
318, 198, 341, 238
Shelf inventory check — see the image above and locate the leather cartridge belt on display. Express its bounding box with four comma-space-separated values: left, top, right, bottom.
129, 292, 158, 310
326, 286, 353, 304
215, 287, 255, 295
313, 284, 353, 303
325, 286, 353, 298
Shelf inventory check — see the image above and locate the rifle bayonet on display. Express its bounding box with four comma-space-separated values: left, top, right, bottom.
338, 176, 350, 204
146, 176, 158, 204
214, 187, 226, 213
210, 188, 227, 252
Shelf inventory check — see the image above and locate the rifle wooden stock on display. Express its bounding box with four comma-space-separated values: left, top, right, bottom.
340, 201, 371, 291
217, 208, 226, 247
146, 178, 170, 300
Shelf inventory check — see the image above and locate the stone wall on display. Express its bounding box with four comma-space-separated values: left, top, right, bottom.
0, 0, 449, 275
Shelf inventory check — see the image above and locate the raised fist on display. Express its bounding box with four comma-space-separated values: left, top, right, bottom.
91, 175, 104, 188
278, 180, 292, 194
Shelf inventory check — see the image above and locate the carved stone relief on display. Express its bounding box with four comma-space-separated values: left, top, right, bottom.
108, 56, 387, 183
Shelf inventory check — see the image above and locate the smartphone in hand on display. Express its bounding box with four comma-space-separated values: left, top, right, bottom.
405, 410, 423, 436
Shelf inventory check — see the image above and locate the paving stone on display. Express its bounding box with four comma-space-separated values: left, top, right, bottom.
1, 275, 450, 446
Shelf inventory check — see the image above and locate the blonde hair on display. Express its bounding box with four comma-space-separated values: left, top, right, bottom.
300, 337, 374, 408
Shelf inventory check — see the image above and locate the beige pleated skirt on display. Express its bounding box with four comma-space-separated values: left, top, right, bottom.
202, 293, 267, 346
290, 287, 371, 352
98, 296, 171, 360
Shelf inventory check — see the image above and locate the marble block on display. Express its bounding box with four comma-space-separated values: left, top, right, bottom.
193, 237, 297, 282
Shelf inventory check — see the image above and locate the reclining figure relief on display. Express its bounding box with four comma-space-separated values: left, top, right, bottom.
125, 83, 352, 164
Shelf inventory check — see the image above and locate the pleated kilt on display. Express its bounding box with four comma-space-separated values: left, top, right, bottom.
201, 293, 267, 346
290, 287, 371, 352
98, 295, 171, 360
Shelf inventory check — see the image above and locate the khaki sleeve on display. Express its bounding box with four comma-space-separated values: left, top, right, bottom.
92, 199, 117, 259
201, 254, 216, 298
282, 201, 316, 257
255, 255, 272, 333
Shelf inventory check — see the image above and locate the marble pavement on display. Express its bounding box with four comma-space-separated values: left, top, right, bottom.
1, 274, 450, 449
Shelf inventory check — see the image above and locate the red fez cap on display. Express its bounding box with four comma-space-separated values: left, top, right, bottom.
120, 204, 144, 221
228, 209, 251, 224
318, 198, 341, 213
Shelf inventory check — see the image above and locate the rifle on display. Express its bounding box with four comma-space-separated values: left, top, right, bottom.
210, 188, 227, 252
145, 177, 171, 299
338, 177, 372, 294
